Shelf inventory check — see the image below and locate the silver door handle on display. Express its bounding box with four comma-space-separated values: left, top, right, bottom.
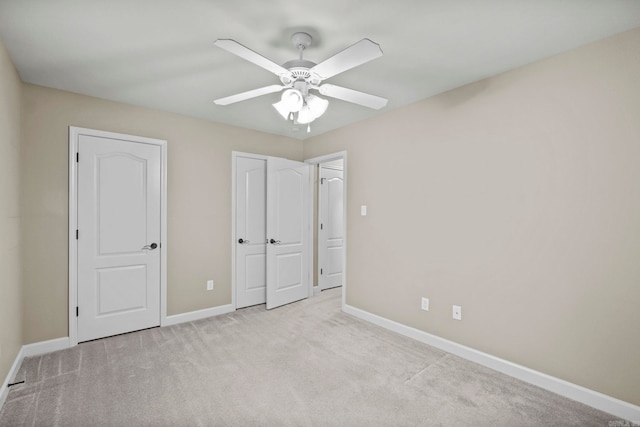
142, 243, 158, 250
238, 238, 250, 244
269, 239, 281, 245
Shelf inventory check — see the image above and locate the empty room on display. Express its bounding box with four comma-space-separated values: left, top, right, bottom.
1, 1, 639, 425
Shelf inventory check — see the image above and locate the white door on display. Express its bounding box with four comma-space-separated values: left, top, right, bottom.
77, 135, 161, 342
266, 157, 311, 309
235, 155, 267, 308
318, 165, 344, 290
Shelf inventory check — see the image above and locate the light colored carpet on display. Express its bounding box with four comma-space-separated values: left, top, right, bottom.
1, 288, 616, 426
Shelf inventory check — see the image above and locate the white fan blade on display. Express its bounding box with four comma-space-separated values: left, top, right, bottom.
214, 39, 292, 78
214, 85, 285, 106
318, 84, 388, 110
310, 39, 383, 80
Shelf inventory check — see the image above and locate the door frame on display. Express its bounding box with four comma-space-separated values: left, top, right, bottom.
305, 151, 347, 310
68, 126, 168, 347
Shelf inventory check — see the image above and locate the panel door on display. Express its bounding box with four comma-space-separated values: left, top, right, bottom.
318, 166, 344, 290
77, 135, 161, 342
235, 156, 267, 308
266, 157, 311, 309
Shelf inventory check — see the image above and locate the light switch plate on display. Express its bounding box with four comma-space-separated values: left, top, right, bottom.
361, 205, 367, 216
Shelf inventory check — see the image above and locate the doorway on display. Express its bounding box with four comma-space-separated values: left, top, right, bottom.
69, 127, 167, 345
305, 151, 347, 307
317, 159, 344, 291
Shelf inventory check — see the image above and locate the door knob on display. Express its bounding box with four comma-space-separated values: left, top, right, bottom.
238, 238, 250, 244
269, 239, 281, 245
142, 243, 158, 250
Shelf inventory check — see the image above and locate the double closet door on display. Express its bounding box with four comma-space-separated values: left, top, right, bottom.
235, 153, 311, 310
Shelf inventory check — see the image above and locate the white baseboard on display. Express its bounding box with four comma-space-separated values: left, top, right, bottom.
22, 337, 70, 357
1, 337, 71, 410
343, 303, 640, 423
0, 346, 24, 410
162, 304, 235, 326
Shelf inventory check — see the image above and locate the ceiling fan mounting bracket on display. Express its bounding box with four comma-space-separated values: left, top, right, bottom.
290, 32, 312, 51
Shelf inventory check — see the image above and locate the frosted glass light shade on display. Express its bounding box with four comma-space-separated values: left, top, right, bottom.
273, 100, 291, 119
296, 106, 312, 124
272, 88, 304, 120
296, 95, 329, 124
281, 89, 303, 111
306, 94, 329, 118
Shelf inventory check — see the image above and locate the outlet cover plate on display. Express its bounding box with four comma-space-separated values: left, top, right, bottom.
207, 280, 214, 291
421, 297, 429, 311
452, 305, 462, 320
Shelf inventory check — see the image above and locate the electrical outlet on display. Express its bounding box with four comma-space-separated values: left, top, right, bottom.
207, 280, 214, 291
421, 297, 430, 311
452, 305, 462, 320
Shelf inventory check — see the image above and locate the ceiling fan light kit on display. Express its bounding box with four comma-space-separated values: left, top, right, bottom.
301, 94, 329, 122
273, 88, 304, 120
213, 32, 388, 130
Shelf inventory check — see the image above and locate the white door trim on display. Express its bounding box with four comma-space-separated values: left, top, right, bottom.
305, 151, 347, 310
68, 126, 168, 346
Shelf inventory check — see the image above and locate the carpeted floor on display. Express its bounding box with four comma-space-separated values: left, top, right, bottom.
0, 288, 617, 426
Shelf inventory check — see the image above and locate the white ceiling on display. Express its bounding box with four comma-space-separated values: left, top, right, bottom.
1, 1, 639, 140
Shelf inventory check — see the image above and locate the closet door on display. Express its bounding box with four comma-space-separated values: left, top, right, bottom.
235, 155, 267, 308
265, 157, 311, 309
234, 153, 311, 310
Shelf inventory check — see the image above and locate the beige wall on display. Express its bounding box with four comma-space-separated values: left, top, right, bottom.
0, 41, 22, 385
304, 28, 640, 405
20, 84, 303, 343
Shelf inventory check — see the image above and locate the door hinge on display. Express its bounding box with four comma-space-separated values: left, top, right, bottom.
76, 306, 79, 317
320, 178, 325, 184
320, 268, 323, 275
320, 223, 323, 230
76, 229, 79, 240
76, 152, 79, 163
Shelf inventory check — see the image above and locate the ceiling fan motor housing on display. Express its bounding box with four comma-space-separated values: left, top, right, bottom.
280, 62, 320, 86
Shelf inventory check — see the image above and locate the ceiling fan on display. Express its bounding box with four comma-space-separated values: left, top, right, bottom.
213, 32, 388, 131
